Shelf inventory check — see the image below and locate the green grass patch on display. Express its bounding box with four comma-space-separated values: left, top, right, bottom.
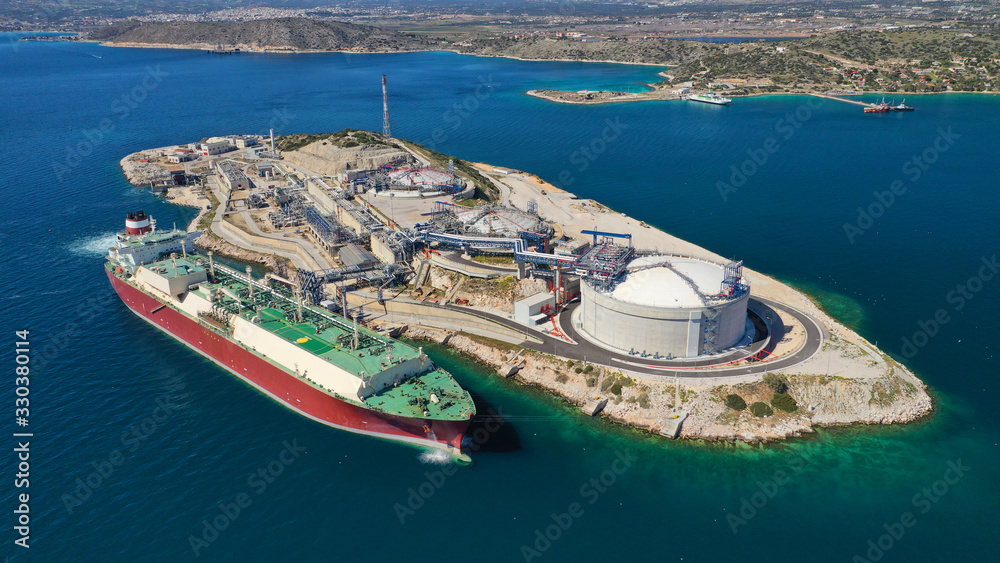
725, 394, 747, 411
771, 393, 798, 413
749, 402, 774, 418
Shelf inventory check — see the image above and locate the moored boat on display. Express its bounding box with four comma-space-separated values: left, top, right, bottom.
106, 212, 476, 459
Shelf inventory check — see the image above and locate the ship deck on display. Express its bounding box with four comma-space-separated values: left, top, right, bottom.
122, 256, 474, 421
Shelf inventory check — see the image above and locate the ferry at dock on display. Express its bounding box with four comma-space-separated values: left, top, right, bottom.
686, 92, 732, 105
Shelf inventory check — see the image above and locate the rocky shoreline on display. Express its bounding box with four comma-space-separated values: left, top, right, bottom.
386, 324, 932, 443
193, 233, 290, 278
120, 151, 165, 186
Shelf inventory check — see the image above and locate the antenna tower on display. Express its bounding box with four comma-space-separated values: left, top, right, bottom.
381, 74, 392, 139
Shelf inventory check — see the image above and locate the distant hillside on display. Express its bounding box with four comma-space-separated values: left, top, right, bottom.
458, 36, 722, 66
87, 18, 434, 51
795, 30, 1000, 65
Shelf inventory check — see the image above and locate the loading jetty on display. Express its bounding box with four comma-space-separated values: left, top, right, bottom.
207, 45, 239, 54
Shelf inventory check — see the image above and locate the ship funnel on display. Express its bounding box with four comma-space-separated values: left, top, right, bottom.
125, 211, 152, 235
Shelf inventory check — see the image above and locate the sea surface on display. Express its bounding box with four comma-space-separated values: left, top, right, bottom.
1, 34, 998, 562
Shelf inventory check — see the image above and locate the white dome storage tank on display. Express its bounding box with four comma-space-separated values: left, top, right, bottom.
578, 255, 750, 358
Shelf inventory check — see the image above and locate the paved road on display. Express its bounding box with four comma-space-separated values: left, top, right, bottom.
374, 291, 825, 380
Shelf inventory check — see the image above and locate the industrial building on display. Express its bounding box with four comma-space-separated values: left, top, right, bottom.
515, 292, 556, 326
201, 140, 234, 156
218, 160, 252, 191
167, 153, 196, 163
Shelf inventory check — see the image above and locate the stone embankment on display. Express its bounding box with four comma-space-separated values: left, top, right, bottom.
283, 142, 412, 176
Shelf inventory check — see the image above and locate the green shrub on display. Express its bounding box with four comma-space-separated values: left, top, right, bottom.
771, 393, 798, 412
637, 392, 650, 409
600, 377, 615, 392
586, 376, 597, 388
555, 373, 568, 383
749, 402, 774, 418
583, 365, 594, 374
566, 360, 575, 368
725, 394, 747, 411
764, 373, 789, 394
609, 382, 623, 396
575, 367, 584, 374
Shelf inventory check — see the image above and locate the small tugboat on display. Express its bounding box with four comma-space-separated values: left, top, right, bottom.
889, 99, 915, 112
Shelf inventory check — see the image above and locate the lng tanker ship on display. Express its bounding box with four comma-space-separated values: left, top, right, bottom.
106, 212, 475, 459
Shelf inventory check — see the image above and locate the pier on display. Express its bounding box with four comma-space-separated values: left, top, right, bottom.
207, 45, 239, 55
809, 93, 870, 107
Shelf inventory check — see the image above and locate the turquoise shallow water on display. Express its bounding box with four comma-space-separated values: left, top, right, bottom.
1, 35, 998, 562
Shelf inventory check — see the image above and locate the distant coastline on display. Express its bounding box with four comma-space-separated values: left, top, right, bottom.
80, 39, 679, 69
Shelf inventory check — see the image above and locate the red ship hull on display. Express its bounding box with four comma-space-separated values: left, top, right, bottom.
107, 268, 470, 455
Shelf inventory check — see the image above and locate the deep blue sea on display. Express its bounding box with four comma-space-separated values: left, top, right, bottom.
2, 34, 999, 562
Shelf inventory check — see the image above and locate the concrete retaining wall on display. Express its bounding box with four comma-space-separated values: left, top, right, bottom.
348, 294, 542, 344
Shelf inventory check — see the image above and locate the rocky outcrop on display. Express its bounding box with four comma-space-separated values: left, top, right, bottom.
194, 233, 290, 277
120, 152, 166, 186
283, 141, 412, 176
424, 266, 548, 313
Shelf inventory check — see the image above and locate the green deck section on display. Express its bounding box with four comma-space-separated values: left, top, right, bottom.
364, 368, 473, 420
149, 256, 206, 277
117, 254, 474, 421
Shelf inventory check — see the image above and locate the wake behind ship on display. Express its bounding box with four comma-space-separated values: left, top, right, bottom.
106, 212, 475, 459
